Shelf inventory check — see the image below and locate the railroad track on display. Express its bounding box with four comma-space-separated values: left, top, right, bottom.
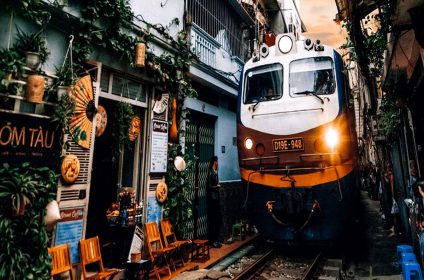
218, 245, 342, 280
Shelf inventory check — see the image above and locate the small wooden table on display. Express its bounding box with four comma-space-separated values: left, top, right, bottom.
124, 259, 151, 280
191, 239, 210, 262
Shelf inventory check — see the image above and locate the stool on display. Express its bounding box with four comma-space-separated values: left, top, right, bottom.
232, 223, 245, 241
402, 261, 423, 280
124, 259, 151, 280
402, 253, 417, 264
191, 240, 210, 262
398, 245, 414, 266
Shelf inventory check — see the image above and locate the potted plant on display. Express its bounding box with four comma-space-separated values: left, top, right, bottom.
0, 48, 25, 80
14, 27, 50, 70
0, 162, 39, 216
0, 162, 58, 279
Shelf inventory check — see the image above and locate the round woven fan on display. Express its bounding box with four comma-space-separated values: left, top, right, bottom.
69, 74, 96, 149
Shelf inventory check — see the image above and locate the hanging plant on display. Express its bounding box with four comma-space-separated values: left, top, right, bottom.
379, 94, 401, 141
52, 92, 76, 153
111, 102, 134, 162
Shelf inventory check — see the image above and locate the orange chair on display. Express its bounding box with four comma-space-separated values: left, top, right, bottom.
145, 222, 176, 279
160, 218, 191, 266
48, 243, 74, 280
79, 236, 120, 280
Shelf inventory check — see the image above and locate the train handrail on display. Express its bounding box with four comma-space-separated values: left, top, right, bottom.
299, 152, 341, 158
251, 107, 324, 118
242, 156, 280, 165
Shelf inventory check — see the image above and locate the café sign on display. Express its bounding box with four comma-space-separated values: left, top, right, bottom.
0, 112, 61, 169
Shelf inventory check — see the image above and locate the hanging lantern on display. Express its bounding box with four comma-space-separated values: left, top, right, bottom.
61, 154, 80, 184
135, 43, 146, 68
169, 97, 178, 142
128, 116, 141, 141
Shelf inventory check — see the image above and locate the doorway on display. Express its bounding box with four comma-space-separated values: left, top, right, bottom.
186, 111, 216, 239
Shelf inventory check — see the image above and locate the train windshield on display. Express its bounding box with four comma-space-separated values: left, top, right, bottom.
289, 57, 335, 96
244, 63, 283, 104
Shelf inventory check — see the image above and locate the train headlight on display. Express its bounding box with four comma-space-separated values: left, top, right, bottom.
325, 128, 339, 149
244, 138, 253, 150
278, 35, 293, 54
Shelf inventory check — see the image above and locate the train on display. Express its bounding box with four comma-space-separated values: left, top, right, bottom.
237, 33, 359, 242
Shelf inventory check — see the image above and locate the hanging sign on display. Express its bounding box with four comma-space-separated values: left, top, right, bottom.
150, 120, 168, 173
0, 111, 61, 169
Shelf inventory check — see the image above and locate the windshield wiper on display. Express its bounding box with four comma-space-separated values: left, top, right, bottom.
295, 90, 324, 104
251, 97, 265, 111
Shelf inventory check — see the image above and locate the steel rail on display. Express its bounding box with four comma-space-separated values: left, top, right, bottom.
302, 252, 323, 280
233, 248, 274, 280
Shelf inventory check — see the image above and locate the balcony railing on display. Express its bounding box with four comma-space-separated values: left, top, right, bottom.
191, 23, 220, 69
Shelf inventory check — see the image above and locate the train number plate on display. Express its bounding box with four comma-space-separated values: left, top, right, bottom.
272, 137, 304, 152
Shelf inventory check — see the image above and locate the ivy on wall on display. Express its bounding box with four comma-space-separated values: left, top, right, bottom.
163, 143, 198, 239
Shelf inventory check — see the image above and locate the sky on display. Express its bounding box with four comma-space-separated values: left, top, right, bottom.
300, 0, 346, 49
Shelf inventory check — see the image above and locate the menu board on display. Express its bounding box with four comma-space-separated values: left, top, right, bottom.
55, 207, 84, 264
150, 120, 168, 173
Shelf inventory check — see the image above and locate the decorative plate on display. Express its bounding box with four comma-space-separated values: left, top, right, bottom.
61, 154, 80, 184
128, 116, 141, 142
95, 105, 107, 137
155, 181, 168, 203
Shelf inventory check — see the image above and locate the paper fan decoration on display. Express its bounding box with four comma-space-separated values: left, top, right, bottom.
69, 74, 96, 149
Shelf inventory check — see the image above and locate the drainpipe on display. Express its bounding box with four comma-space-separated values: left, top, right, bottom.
407, 107, 421, 177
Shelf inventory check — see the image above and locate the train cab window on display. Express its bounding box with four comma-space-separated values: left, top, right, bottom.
289, 57, 335, 96
244, 63, 283, 104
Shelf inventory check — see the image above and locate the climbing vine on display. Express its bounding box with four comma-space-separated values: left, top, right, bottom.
163, 143, 198, 239
379, 94, 401, 141
340, 3, 391, 78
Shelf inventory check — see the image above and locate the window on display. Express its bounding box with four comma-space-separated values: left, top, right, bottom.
289, 57, 335, 96
244, 63, 283, 103
100, 69, 147, 107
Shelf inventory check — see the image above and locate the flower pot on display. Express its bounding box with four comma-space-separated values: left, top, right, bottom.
57, 85, 70, 99
25, 51, 41, 70
26, 74, 45, 103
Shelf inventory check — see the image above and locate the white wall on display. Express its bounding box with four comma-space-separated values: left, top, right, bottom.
184, 97, 241, 181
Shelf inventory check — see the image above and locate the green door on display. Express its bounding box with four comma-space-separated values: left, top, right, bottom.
186, 112, 215, 239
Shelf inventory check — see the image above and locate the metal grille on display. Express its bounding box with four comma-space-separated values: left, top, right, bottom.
188, 0, 246, 58
59, 189, 80, 201
186, 114, 215, 239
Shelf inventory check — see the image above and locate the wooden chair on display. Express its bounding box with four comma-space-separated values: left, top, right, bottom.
79, 236, 120, 280
145, 222, 177, 279
160, 218, 191, 266
48, 243, 74, 280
